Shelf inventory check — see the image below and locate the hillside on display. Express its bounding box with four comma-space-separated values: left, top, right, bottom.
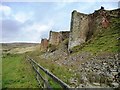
29, 7, 120, 88
1, 43, 39, 54
2, 54, 38, 88
2, 43, 40, 88
2, 7, 120, 89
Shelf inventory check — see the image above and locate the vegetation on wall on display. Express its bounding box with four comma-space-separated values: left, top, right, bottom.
70, 17, 120, 55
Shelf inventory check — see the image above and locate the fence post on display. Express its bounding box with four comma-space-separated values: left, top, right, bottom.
36, 67, 41, 87
28, 56, 70, 89
44, 73, 48, 88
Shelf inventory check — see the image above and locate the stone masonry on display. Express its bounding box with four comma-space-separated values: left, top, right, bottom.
68, 7, 120, 50
49, 31, 69, 46
68, 10, 89, 50
40, 7, 119, 51
40, 38, 49, 51
49, 31, 62, 45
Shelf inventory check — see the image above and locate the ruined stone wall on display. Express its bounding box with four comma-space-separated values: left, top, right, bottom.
49, 31, 70, 46
49, 31, 61, 45
40, 38, 49, 51
68, 7, 118, 50
40, 7, 119, 51
60, 31, 70, 41
68, 10, 89, 50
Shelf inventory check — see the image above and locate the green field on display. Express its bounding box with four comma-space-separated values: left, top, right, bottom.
2, 54, 38, 88
2, 53, 66, 89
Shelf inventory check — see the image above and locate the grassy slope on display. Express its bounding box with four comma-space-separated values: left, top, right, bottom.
27, 50, 73, 87
72, 17, 120, 55
23, 17, 119, 88
2, 54, 38, 88
27, 55, 73, 87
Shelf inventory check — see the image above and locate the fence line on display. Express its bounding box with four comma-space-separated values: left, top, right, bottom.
27, 56, 70, 89
32, 63, 52, 89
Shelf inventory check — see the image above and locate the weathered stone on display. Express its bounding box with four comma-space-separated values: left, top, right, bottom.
49, 31, 69, 46
40, 38, 49, 51
49, 31, 61, 45
38, 7, 120, 88
102, 17, 109, 28
68, 10, 89, 50
68, 7, 120, 50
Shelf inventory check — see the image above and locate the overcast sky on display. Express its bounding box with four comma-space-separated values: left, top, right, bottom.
1, 1, 119, 43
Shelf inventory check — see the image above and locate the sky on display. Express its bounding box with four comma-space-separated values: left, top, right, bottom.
0, 1, 119, 43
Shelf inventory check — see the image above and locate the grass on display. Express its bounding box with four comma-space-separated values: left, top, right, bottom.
2, 53, 38, 88
25, 50, 73, 88
21, 17, 120, 88
82, 17, 119, 54
25, 44, 73, 88
3, 15, 118, 89
71, 17, 120, 55
2, 52, 67, 89
28, 54, 74, 87
26, 17, 120, 86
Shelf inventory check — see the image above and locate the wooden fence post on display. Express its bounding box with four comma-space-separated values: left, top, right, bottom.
28, 57, 70, 89
36, 67, 41, 87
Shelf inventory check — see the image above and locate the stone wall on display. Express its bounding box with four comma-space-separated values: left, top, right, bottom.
68, 7, 120, 50
49, 31, 62, 45
68, 10, 89, 50
49, 31, 69, 46
60, 31, 70, 41
40, 7, 119, 51
40, 38, 49, 51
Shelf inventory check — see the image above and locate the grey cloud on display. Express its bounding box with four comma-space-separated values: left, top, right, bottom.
2, 19, 22, 39
2, 19, 22, 32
